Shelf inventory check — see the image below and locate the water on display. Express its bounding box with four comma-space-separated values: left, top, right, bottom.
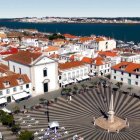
0, 21, 140, 43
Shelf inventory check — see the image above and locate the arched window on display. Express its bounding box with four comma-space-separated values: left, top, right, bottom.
43, 68, 47, 77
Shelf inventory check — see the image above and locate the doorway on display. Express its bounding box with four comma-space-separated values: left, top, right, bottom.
44, 83, 48, 92
7, 96, 11, 103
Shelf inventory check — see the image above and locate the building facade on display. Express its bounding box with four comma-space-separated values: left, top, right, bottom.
4, 51, 59, 96
111, 62, 140, 87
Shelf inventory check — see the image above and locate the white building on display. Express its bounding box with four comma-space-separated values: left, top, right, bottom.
0, 71, 31, 105
111, 62, 140, 87
120, 53, 140, 63
22, 37, 39, 47
90, 38, 116, 51
43, 46, 59, 56
4, 51, 59, 96
81, 56, 112, 76
58, 61, 90, 87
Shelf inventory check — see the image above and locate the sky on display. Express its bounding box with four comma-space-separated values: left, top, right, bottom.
0, 0, 140, 18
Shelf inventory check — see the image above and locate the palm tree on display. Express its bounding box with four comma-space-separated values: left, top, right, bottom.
115, 82, 123, 89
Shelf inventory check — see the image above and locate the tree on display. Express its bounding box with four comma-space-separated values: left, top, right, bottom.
73, 85, 78, 93
13, 106, 20, 114
115, 82, 123, 89
11, 124, 21, 134
39, 98, 46, 105
1, 114, 14, 127
81, 84, 87, 92
19, 130, 34, 140
127, 87, 133, 96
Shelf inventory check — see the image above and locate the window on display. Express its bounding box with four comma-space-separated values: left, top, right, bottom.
26, 84, 29, 88
13, 66, 15, 72
108, 69, 109, 72
114, 70, 116, 73
0, 91, 3, 95
129, 73, 131, 77
59, 76, 61, 80
114, 76, 116, 79
121, 78, 123, 81
43, 69, 47, 77
135, 82, 138, 85
19, 68, 21, 74
136, 75, 138, 79
72, 72, 75, 79
121, 72, 123, 75
20, 86, 23, 90
6, 89, 10, 94
13, 87, 16, 92
68, 72, 71, 79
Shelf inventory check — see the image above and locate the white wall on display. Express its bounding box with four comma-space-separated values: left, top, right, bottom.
111, 69, 140, 86
98, 40, 116, 51
0, 83, 32, 103
9, 61, 31, 78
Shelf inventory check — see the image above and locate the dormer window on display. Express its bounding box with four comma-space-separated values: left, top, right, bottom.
17, 78, 23, 84
4, 81, 10, 87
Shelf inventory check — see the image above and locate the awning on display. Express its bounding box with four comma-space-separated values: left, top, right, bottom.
68, 79, 75, 83
49, 121, 59, 128
0, 132, 2, 139
82, 75, 90, 80
76, 77, 83, 81
0, 98, 7, 105
13, 92, 30, 100
62, 81, 69, 86
1, 107, 11, 113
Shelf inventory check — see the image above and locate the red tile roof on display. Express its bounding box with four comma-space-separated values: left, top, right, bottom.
112, 62, 140, 75
49, 54, 59, 58
93, 57, 104, 66
69, 55, 75, 61
98, 51, 118, 57
0, 63, 15, 76
64, 34, 78, 39
44, 46, 59, 52
4, 50, 42, 65
0, 74, 30, 90
59, 61, 84, 70
81, 57, 93, 64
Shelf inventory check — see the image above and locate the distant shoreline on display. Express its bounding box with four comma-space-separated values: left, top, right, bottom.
14, 21, 140, 25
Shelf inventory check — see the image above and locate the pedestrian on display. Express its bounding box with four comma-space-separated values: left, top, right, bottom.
24, 105, 26, 109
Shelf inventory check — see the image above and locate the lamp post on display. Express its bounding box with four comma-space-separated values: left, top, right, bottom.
46, 100, 50, 123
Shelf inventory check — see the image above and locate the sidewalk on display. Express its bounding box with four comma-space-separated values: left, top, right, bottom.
6, 89, 62, 110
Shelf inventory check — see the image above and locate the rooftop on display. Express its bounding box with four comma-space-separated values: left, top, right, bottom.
0, 74, 30, 90
112, 62, 140, 75
121, 53, 136, 57
4, 50, 42, 65
59, 61, 84, 70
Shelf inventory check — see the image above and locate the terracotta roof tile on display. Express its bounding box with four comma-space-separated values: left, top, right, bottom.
93, 57, 104, 66
44, 46, 59, 52
112, 62, 140, 75
98, 51, 118, 57
81, 57, 93, 64
0, 74, 30, 90
59, 61, 84, 70
4, 50, 42, 65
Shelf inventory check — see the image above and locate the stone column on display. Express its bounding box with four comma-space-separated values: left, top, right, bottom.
108, 92, 115, 123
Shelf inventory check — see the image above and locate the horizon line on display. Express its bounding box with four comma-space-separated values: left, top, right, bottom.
1, 16, 140, 19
